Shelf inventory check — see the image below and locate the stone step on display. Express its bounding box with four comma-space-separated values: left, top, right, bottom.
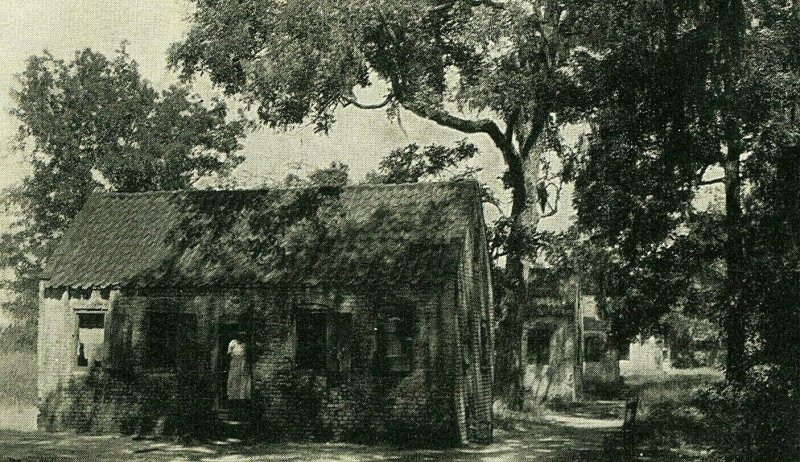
217, 416, 252, 439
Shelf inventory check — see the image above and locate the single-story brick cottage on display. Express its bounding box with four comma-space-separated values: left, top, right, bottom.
37, 180, 494, 445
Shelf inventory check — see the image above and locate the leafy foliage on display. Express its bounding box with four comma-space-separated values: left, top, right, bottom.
367, 140, 478, 184
0, 46, 248, 349
568, 1, 797, 348
704, 365, 800, 461
568, 2, 800, 456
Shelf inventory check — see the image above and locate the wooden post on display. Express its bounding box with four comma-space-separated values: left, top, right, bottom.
574, 275, 584, 401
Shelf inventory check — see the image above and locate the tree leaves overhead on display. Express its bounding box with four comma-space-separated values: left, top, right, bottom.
170, 0, 586, 134
570, 1, 800, 358
8, 46, 248, 251
369, 140, 478, 184
1, 46, 249, 340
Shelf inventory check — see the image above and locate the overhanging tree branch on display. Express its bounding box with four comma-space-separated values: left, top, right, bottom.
698, 177, 724, 186
403, 103, 513, 154
341, 94, 392, 110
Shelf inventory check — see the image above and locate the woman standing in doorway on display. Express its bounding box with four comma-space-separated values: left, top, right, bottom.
227, 333, 251, 402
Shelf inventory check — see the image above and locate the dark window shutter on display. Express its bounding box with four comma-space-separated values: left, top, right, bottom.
177, 314, 200, 373
104, 299, 130, 371
327, 313, 352, 373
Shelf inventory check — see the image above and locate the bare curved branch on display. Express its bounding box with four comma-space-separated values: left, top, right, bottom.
341, 94, 392, 110
403, 104, 512, 154
698, 177, 725, 186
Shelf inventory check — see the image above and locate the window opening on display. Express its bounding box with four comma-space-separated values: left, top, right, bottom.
296, 311, 327, 370
328, 313, 352, 373
383, 311, 414, 373
526, 327, 552, 365
77, 312, 105, 367
295, 310, 353, 372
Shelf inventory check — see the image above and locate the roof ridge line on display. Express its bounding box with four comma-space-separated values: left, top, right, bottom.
90, 179, 480, 197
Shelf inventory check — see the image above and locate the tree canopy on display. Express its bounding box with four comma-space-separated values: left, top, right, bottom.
171, 0, 592, 408
571, 0, 800, 381
0, 46, 248, 349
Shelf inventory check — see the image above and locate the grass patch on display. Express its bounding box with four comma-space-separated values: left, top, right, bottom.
0, 350, 37, 406
626, 371, 723, 456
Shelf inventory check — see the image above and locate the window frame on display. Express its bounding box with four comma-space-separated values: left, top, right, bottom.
526, 326, 553, 366
377, 308, 415, 376
75, 311, 106, 369
294, 308, 354, 374
143, 309, 184, 371
294, 310, 328, 372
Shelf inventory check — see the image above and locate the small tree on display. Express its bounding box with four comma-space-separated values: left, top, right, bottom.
0, 46, 248, 350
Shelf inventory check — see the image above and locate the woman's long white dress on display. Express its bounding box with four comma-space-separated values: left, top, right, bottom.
227, 339, 251, 400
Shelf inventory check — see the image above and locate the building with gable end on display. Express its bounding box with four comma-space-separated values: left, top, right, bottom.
37, 180, 494, 445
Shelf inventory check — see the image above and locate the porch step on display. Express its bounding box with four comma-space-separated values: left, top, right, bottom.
217, 400, 253, 439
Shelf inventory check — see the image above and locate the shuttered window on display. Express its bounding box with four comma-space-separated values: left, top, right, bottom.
145, 311, 198, 370
380, 310, 414, 374
295, 310, 352, 373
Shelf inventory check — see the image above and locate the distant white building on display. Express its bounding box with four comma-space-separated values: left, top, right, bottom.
619, 335, 671, 376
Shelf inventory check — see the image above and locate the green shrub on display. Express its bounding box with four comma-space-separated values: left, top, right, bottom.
0, 322, 36, 353
703, 365, 800, 461
632, 375, 720, 449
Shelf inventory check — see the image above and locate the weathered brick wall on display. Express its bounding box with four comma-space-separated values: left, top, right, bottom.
38, 289, 217, 435
248, 287, 460, 445
455, 216, 494, 443
38, 285, 462, 445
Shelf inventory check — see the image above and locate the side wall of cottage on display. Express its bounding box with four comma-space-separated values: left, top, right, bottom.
37, 288, 219, 435
249, 286, 461, 445
37, 285, 463, 445
452, 197, 494, 443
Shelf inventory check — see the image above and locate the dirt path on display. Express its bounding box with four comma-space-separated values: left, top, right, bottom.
0, 403, 623, 461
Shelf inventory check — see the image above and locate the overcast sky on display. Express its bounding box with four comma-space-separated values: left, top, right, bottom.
0, 0, 578, 235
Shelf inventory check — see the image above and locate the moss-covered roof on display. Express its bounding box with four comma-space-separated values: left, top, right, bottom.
42, 181, 481, 289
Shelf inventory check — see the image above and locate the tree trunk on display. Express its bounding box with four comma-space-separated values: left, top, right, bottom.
494, 146, 538, 411
717, 0, 747, 385
494, 192, 527, 410
723, 132, 746, 384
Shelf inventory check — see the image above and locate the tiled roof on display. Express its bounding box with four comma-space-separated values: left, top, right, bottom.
41, 181, 480, 289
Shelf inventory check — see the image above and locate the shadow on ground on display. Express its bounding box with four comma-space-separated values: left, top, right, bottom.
0, 402, 622, 462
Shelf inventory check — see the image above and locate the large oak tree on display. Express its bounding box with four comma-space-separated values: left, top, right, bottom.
170, 0, 587, 408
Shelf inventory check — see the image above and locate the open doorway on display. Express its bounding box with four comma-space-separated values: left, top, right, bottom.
217, 323, 251, 401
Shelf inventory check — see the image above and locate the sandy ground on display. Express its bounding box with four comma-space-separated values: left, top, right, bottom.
0, 404, 623, 461
0, 404, 37, 432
